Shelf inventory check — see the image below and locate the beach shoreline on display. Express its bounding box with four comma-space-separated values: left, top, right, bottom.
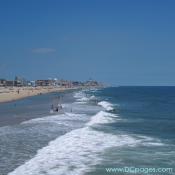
0, 86, 81, 103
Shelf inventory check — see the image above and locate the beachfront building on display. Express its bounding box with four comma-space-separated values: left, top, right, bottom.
53, 78, 59, 86
14, 76, 28, 87
0, 79, 15, 87
0, 79, 6, 87
0, 77, 29, 87
35, 79, 54, 86
28, 81, 36, 87
58, 79, 72, 88
84, 80, 99, 86
72, 81, 83, 87
6, 80, 14, 87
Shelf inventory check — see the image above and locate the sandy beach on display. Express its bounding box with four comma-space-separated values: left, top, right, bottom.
0, 86, 78, 103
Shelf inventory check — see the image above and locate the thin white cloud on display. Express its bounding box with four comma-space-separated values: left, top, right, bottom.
32, 48, 56, 54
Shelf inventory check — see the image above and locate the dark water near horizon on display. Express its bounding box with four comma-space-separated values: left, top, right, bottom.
0, 87, 175, 175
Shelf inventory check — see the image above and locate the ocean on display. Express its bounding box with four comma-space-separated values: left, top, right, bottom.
0, 87, 175, 175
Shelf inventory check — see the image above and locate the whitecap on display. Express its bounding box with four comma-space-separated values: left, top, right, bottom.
98, 101, 114, 111
87, 111, 119, 126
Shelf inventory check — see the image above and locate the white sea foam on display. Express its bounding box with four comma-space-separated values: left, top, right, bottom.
77, 97, 89, 102
74, 101, 87, 104
98, 101, 114, 111
11, 107, 165, 175
74, 91, 86, 99
73, 91, 90, 104
87, 111, 119, 126
10, 91, 165, 175
90, 89, 98, 92
74, 91, 98, 105
89, 95, 96, 100
8, 127, 140, 175
137, 136, 165, 146
21, 113, 86, 125
143, 142, 164, 146
6, 133, 166, 175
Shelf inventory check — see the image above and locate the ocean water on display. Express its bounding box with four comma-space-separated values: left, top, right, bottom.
0, 87, 175, 175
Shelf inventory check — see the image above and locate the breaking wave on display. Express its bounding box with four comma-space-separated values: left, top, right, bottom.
87, 111, 119, 126
8, 90, 165, 175
8, 128, 140, 175
98, 101, 114, 111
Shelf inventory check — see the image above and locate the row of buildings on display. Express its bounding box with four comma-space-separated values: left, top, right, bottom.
0, 77, 101, 88
0, 77, 28, 87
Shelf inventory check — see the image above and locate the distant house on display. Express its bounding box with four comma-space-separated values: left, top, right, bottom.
59, 80, 72, 88
6, 80, 14, 87
14, 76, 28, 87
0, 79, 6, 87
35, 80, 54, 86
28, 81, 35, 87
72, 81, 83, 86
85, 80, 99, 86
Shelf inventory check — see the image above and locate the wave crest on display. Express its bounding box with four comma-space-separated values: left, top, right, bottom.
98, 101, 114, 111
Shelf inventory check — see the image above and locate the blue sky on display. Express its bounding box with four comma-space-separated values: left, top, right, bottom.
0, 0, 175, 85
